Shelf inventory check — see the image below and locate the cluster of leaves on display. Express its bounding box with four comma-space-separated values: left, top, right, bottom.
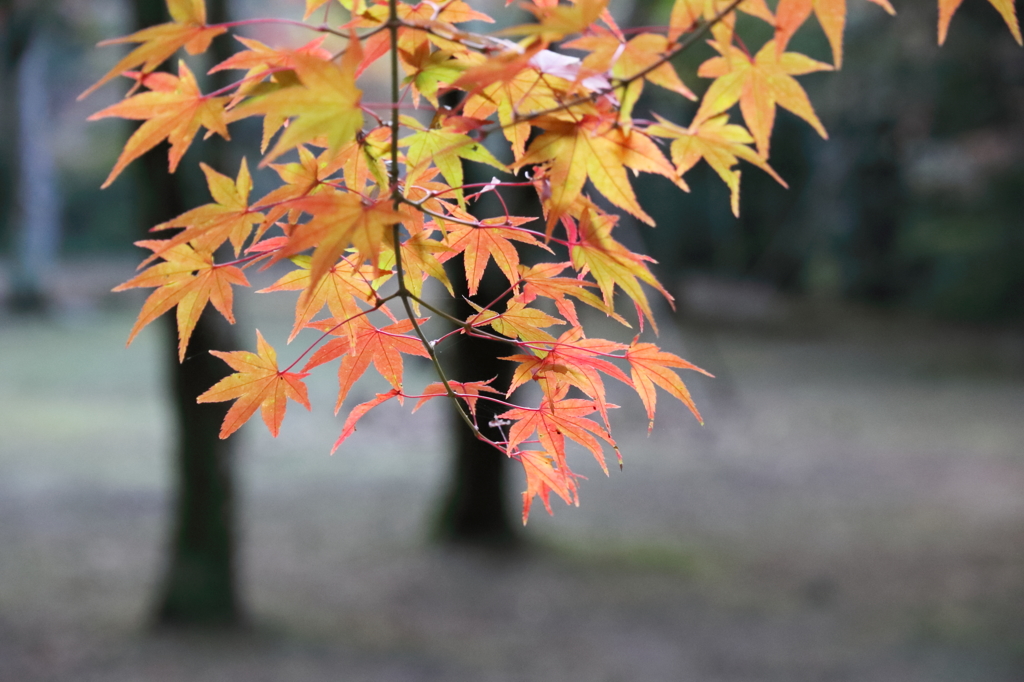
86, 0, 1019, 522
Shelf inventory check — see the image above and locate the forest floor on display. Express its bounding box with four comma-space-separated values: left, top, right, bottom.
2, 259, 1024, 682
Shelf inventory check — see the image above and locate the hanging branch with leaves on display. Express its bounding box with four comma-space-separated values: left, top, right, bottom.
84, 0, 1020, 522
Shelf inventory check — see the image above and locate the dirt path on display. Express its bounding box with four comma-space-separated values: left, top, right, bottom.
1, 264, 1023, 681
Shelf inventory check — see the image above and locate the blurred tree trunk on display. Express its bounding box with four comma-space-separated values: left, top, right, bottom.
434, 257, 519, 546
433, 124, 519, 546
131, 0, 243, 627
1, 4, 60, 313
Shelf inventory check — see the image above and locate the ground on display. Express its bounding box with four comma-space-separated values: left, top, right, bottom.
1, 260, 1023, 681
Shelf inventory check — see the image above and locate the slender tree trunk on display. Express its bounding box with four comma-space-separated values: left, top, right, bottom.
131, 0, 243, 627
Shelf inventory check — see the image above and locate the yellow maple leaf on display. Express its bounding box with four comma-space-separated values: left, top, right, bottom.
939, 0, 1021, 45
695, 40, 832, 157
515, 108, 678, 229
647, 113, 786, 216
198, 330, 311, 438
229, 50, 364, 164
89, 62, 229, 188
147, 159, 263, 259
79, 0, 225, 100
113, 241, 249, 361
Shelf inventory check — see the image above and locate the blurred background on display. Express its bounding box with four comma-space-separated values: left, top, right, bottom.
1, 0, 1024, 680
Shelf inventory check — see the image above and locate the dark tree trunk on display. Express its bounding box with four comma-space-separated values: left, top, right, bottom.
131, 0, 243, 627
434, 258, 519, 546
433, 133, 520, 546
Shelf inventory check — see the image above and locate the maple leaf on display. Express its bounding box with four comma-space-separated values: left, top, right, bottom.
197, 330, 311, 438
229, 49, 364, 163
695, 40, 832, 157
275, 190, 404, 290
251, 145, 347, 235
626, 339, 713, 431
567, 30, 696, 125
669, 0, 775, 47
378, 230, 453, 300
113, 241, 249, 361
89, 62, 229, 188
401, 119, 507, 207
304, 0, 337, 20
567, 200, 672, 332
304, 317, 430, 410
515, 262, 624, 328
468, 299, 565, 344
257, 254, 377, 342
504, 327, 630, 427
500, 387, 618, 475
444, 218, 548, 295
647, 113, 786, 216
501, 0, 610, 41
79, 0, 226, 100
517, 448, 580, 523
774, 0, 895, 68
209, 36, 335, 133
457, 43, 555, 159
516, 108, 678, 229
939, 0, 1022, 45
412, 379, 501, 418
148, 158, 263, 259
332, 389, 402, 453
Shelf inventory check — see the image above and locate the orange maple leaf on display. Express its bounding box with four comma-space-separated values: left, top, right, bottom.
501, 0, 609, 41
516, 109, 678, 229
457, 43, 555, 159
504, 327, 631, 427
147, 159, 263, 259
229, 49, 364, 163
567, 30, 696, 124
626, 339, 713, 430
517, 448, 580, 523
647, 113, 785, 217
515, 262, 623, 328
197, 330, 311, 438
79, 0, 226, 100
412, 379, 502, 418
257, 254, 377, 343
332, 389, 402, 452
774, 0, 895, 68
113, 240, 248, 361
304, 317, 430, 410
500, 387, 618, 475
468, 299, 565, 344
275, 190, 404, 290
939, 0, 1021, 45
380, 231, 452, 301
250, 145, 346, 236
444, 218, 548, 295
89, 62, 229, 188
668, 0, 775, 47
695, 40, 832, 157
567, 200, 672, 332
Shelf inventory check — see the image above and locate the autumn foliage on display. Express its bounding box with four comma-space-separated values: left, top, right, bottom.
85, 0, 1020, 522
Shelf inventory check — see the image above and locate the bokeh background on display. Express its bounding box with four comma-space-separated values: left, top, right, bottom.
1, 0, 1024, 680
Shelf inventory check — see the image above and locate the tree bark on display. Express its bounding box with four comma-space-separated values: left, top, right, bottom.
130, 0, 243, 627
